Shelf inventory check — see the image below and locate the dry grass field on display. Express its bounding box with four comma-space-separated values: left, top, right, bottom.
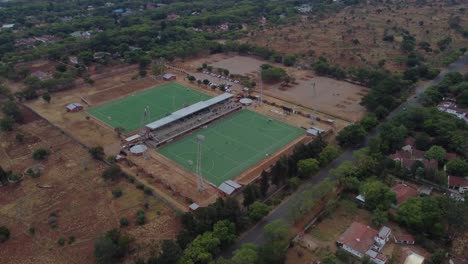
0, 107, 180, 264
242, 1, 468, 72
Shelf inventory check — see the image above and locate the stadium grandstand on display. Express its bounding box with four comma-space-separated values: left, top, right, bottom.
144, 93, 241, 147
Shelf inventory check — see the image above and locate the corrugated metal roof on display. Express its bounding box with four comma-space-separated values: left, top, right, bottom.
125, 134, 141, 142
225, 180, 241, 189
218, 182, 236, 195
145, 93, 233, 130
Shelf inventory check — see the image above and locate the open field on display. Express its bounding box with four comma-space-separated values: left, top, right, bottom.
178, 54, 367, 122
242, 2, 468, 71
88, 82, 211, 132
265, 75, 368, 122
158, 109, 305, 186
0, 107, 179, 264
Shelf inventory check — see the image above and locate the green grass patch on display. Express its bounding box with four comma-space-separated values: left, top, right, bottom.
158, 110, 304, 186
88, 82, 211, 132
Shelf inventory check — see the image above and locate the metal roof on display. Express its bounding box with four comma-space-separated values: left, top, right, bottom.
218, 182, 236, 195
146, 93, 233, 130
130, 144, 147, 154
189, 203, 200, 210
125, 134, 141, 142
225, 180, 241, 189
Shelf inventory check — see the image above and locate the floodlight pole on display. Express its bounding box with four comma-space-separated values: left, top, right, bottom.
259, 67, 263, 106
196, 135, 205, 192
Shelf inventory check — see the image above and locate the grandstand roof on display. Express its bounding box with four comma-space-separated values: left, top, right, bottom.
146, 93, 233, 130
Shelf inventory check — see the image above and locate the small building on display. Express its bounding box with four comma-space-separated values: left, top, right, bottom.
1, 24, 15, 29
336, 222, 390, 264
163, 73, 176, 81
124, 134, 141, 144
218, 180, 242, 196
448, 175, 468, 193
66, 103, 84, 112
418, 185, 433, 196
239, 98, 253, 106
167, 14, 180, 20
391, 183, 419, 205
189, 203, 200, 211
393, 234, 415, 245
402, 248, 425, 264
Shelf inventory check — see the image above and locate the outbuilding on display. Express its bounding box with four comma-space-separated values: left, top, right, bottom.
66, 103, 84, 112
163, 73, 176, 81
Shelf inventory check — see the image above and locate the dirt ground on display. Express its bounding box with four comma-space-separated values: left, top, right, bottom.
0, 107, 180, 264
242, 1, 468, 71
179, 54, 366, 122
286, 199, 429, 264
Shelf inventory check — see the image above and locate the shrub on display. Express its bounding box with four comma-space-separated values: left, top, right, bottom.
32, 148, 49, 160
57, 237, 66, 246
68, 236, 76, 244
102, 165, 123, 181
28, 227, 35, 235
89, 146, 105, 160
136, 210, 146, 225
0, 226, 10, 242
112, 188, 123, 198
120, 217, 129, 227
143, 188, 153, 196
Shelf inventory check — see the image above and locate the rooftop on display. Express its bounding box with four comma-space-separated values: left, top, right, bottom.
145, 93, 233, 130
337, 222, 378, 256
448, 175, 468, 187
392, 184, 419, 204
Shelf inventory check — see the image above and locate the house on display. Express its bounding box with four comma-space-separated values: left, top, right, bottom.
218, 23, 229, 31
393, 234, 415, 245
163, 73, 176, 81
389, 138, 439, 171
336, 222, 391, 264
437, 101, 468, 123
69, 56, 79, 65
259, 16, 267, 26
448, 175, 468, 193
391, 183, 419, 205
1, 24, 15, 29
402, 248, 425, 264
66, 103, 84, 112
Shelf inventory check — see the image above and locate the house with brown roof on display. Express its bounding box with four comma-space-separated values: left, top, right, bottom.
336, 222, 391, 264
389, 137, 439, 171
448, 175, 468, 193
391, 183, 419, 205
393, 233, 415, 245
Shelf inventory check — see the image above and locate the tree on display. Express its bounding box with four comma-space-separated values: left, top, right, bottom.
119, 217, 129, 227
261, 64, 287, 83
425, 145, 446, 163
0, 166, 8, 184
89, 146, 105, 160
179, 232, 221, 264
152, 240, 182, 264
259, 171, 269, 197
94, 229, 132, 264
32, 148, 49, 160
42, 93, 51, 103
231, 243, 258, 264
78, 51, 93, 65
243, 185, 259, 207
446, 159, 468, 176
457, 90, 468, 108
360, 180, 396, 210
264, 220, 288, 242
397, 197, 443, 235
372, 209, 388, 226
321, 253, 338, 264
0, 116, 14, 131
0, 226, 10, 243
213, 220, 236, 248
2, 101, 22, 122
319, 145, 340, 166
336, 124, 367, 148
360, 114, 379, 131
429, 249, 446, 264
102, 164, 123, 181
297, 158, 319, 178
248, 202, 270, 222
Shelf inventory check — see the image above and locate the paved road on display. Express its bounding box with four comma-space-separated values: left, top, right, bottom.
222, 53, 468, 258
